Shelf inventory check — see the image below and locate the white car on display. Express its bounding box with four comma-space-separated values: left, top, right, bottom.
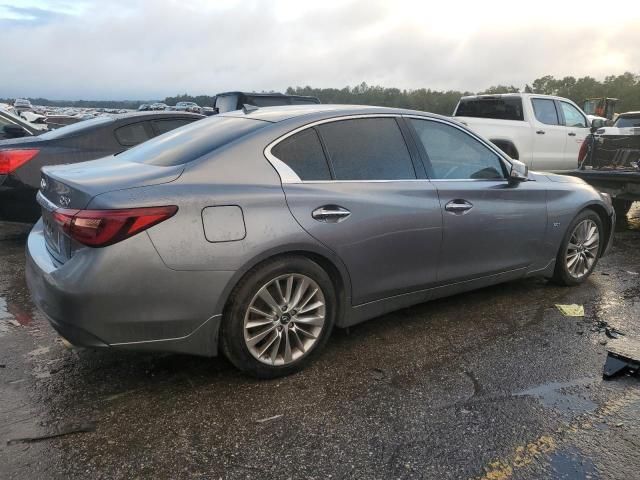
595, 111, 640, 136
453, 93, 595, 172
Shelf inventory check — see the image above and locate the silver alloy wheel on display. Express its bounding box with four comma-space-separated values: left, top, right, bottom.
566, 219, 600, 278
243, 273, 326, 366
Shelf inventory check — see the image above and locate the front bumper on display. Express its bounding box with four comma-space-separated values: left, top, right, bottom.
25, 220, 233, 356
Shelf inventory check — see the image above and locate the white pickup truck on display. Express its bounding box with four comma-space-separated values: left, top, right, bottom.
453, 93, 596, 172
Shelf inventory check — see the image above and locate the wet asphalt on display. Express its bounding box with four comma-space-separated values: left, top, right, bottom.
1, 206, 639, 480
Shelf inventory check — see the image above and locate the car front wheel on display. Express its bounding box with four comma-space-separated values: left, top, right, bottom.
552, 210, 603, 286
221, 256, 336, 378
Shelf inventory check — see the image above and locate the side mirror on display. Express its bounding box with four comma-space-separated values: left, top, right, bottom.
3, 124, 29, 138
508, 159, 528, 184
590, 118, 605, 133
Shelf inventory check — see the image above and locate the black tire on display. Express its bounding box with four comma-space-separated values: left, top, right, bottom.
612, 199, 633, 219
220, 256, 336, 378
552, 209, 603, 286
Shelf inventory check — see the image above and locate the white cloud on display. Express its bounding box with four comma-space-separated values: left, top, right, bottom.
1, 0, 639, 99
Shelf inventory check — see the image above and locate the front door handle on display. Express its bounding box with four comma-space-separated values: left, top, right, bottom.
445, 199, 473, 215
536, 130, 546, 135
312, 205, 351, 223
568, 132, 576, 136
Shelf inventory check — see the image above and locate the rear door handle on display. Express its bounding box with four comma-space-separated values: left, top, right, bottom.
312, 205, 351, 223
445, 199, 473, 215
568, 132, 576, 136
536, 130, 546, 135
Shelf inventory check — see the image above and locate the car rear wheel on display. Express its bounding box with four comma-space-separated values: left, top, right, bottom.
221, 256, 336, 378
552, 210, 603, 286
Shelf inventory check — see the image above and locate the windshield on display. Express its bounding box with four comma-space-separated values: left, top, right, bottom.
614, 115, 640, 128
455, 97, 524, 121
39, 116, 112, 139
124, 115, 268, 166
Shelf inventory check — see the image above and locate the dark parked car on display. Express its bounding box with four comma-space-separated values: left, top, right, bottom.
214, 92, 320, 114
0, 109, 43, 140
25, 105, 614, 378
0, 111, 203, 221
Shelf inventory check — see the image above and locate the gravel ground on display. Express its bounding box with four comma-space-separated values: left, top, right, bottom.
1, 205, 639, 479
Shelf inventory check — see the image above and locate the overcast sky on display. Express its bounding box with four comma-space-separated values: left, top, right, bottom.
2, 0, 639, 100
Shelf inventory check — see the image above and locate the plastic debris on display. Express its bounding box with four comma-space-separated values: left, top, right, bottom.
255, 414, 283, 424
555, 304, 584, 317
6, 421, 96, 445
603, 351, 639, 380
605, 327, 625, 339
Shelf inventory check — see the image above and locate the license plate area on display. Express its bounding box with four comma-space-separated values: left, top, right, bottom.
37, 192, 69, 263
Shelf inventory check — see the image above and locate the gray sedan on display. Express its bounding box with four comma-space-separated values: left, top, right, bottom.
25, 105, 615, 378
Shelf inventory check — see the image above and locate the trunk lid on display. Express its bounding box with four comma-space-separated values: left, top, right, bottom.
38, 156, 183, 264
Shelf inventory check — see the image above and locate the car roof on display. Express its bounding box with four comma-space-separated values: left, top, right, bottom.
618, 111, 640, 117
219, 104, 448, 123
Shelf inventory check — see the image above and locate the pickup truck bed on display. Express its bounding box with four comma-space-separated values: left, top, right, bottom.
570, 133, 640, 216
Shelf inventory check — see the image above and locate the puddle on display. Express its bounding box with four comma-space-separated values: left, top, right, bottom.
515, 378, 598, 415
548, 446, 598, 479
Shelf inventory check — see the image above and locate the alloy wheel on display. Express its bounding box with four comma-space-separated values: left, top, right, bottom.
243, 274, 326, 366
565, 219, 600, 279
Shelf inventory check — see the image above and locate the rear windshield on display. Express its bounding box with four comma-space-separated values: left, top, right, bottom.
123, 116, 268, 166
614, 115, 640, 128
455, 97, 524, 121
39, 116, 113, 139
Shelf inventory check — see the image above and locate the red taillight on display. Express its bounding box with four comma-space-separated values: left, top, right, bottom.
578, 139, 589, 166
0, 149, 39, 174
52, 206, 178, 247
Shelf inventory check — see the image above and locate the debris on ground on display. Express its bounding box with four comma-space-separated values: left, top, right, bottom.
6, 421, 96, 445
255, 414, 283, 424
605, 327, 625, 339
603, 351, 639, 379
556, 304, 584, 317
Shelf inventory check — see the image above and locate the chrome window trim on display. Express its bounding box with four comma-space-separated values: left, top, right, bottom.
264, 113, 514, 184
265, 113, 410, 184
405, 115, 512, 183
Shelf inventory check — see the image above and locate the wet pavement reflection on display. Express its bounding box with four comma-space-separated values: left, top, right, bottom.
1, 204, 639, 479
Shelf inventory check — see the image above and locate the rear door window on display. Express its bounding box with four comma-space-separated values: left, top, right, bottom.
531, 98, 560, 125
151, 118, 197, 136
115, 122, 151, 146
317, 118, 416, 180
271, 128, 331, 180
411, 119, 506, 180
455, 97, 524, 121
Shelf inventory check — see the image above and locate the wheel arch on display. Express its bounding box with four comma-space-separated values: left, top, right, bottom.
216, 245, 352, 327
582, 202, 613, 256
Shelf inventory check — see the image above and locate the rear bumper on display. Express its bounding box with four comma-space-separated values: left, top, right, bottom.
26, 220, 233, 356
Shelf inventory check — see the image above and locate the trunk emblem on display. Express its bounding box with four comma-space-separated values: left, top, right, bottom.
40, 178, 47, 191
59, 195, 71, 207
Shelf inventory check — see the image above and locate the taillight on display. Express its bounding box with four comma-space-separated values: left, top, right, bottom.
0, 149, 39, 174
578, 138, 589, 166
52, 206, 177, 247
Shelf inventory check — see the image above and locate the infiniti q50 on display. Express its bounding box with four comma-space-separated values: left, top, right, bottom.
25, 105, 615, 378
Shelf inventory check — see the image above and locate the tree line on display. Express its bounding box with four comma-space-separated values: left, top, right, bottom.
3, 72, 639, 114
285, 72, 640, 115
